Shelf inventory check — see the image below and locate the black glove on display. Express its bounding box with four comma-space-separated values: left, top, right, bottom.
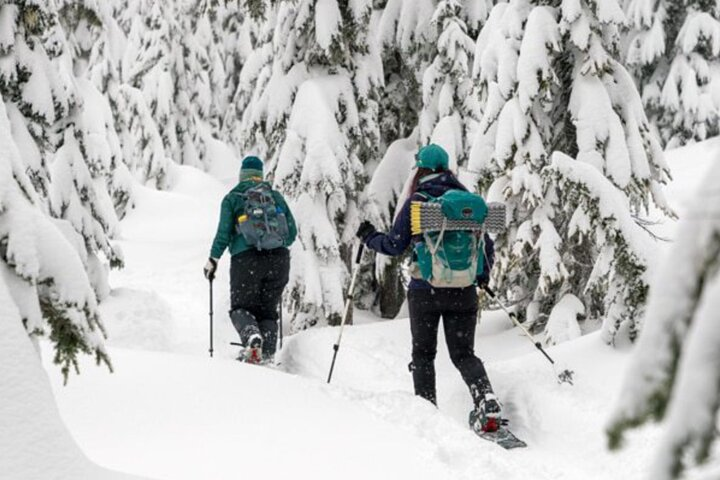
204, 258, 218, 281
356, 220, 377, 241
476, 273, 490, 288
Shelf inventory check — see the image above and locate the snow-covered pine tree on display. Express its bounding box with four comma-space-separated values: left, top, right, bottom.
461, 0, 494, 38
625, 0, 720, 148
82, 1, 135, 218
376, 0, 492, 152
120, 0, 212, 170
48, 125, 124, 300
57, 0, 134, 220
0, 0, 72, 198
376, 0, 435, 150
0, 95, 110, 382
418, 0, 477, 168
607, 160, 720, 480
44, 1, 125, 299
359, 0, 436, 318
115, 83, 173, 188
110, 0, 173, 188
254, 0, 381, 329
224, 0, 278, 158
186, 0, 227, 133
468, 0, 672, 344
363, 131, 419, 317
170, 0, 220, 166
213, 0, 254, 138
1, 0, 123, 301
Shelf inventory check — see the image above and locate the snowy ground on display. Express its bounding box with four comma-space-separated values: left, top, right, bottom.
42, 140, 718, 479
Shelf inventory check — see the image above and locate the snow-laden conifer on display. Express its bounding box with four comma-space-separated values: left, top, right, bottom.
0, 0, 71, 197
120, 0, 213, 170
217, 0, 256, 113
607, 160, 720, 479
83, 1, 135, 218
248, 0, 381, 329
49, 126, 124, 299
419, 0, 477, 168
625, 0, 720, 147
186, 0, 227, 133
114, 84, 173, 189
362, 1, 437, 317
46, 3, 125, 298
226, 0, 279, 159
376, 0, 434, 149
0, 96, 110, 382
1, 0, 123, 301
57, 0, 133, 219
362, 132, 418, 317
469, 0, 672, 344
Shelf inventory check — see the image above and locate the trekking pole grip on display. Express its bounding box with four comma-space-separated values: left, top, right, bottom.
481, 284, 496, 298
355, 243, 365, 264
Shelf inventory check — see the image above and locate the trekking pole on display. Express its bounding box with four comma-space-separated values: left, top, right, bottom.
481, 285, 574, 385
278, 300, 283, 351
209, 278, 214, 358
327, 243, 365, 384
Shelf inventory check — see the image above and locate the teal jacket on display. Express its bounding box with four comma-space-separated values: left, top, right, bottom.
210, 181, 297, 259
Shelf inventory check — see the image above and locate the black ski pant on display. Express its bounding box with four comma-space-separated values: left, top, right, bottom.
229, 247, 290, 357
407, 286, 493, 406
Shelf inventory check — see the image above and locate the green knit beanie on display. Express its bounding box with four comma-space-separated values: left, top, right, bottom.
239, 156, 264, 181
415, 144, 449, 171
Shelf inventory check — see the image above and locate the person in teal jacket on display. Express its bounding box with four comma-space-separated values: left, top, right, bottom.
204, 156, 297, 362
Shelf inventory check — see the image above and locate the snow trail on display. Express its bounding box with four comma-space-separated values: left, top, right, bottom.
45, 146, 717, 479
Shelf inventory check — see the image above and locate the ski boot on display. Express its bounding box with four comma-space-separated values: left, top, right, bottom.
469, 393, 503, 433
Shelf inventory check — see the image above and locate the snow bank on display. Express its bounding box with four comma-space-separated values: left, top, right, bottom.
0, 280, 141, 480
46, 345, 456, 480
645, 136, 719, 256
48, 315, 669, 480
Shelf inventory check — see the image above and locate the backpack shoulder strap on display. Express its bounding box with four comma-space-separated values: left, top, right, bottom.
413, 191, 433, 201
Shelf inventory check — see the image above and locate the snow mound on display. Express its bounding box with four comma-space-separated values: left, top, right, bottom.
0, 282, 141, 480
100, 288, 175, 352
48, 320, 666, 480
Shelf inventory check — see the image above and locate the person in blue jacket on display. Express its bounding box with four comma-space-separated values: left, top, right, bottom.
356, 144, 502, 432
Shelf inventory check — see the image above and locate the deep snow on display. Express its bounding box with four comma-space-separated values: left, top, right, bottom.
39, 139, 718, 479
0, 280, 139, 480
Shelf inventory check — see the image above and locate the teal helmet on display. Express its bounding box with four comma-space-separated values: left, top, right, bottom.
415, 144, 449, 171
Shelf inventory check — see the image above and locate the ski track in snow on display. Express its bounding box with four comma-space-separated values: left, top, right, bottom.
44, 149, 717, 479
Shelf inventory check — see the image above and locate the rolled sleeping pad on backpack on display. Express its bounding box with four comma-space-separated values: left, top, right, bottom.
411, 201, 507, 235
484, 203, 507, 234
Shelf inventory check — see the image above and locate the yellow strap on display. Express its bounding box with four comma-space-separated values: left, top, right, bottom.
411, 202, 422, 235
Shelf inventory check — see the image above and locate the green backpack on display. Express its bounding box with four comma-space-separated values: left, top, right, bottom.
412, 190, 488, 288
